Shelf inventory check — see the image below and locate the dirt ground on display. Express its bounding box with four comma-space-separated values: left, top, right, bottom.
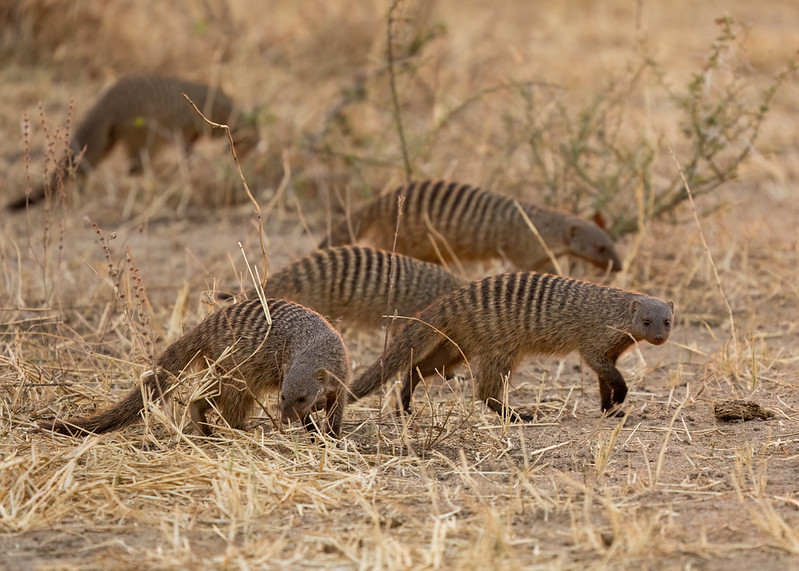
1, 1, 799, 569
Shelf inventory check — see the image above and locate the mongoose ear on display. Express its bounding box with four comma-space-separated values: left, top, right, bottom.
668, 301, 675, 315
629, 299, 640, 317
567, 223, 580, 240
593, 211, 608, 230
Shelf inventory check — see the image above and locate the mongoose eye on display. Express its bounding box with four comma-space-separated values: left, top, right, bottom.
642, 319, 652, 327
597, 246, 607, 254
297, 396, 306, 404
664, 320, 671, 327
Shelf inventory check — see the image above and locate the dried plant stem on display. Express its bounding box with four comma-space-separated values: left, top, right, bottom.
669, 147, 739, 364
513, 200, 563, 275
387, 0, 413, 182
182, 93, 269, 284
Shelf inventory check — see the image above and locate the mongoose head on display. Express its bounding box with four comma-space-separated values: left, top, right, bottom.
566, 222, 623, 272
629, 298, 675, 345
279, 366, 328, 425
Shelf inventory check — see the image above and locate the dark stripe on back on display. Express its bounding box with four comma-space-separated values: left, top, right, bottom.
348, 246, 362, 299
450, 183, 478, 230
532, 273, 550, 325
431, 181, 461, 230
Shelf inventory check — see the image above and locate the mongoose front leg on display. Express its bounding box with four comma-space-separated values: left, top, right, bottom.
324, 390, 343, 437
302, 413, 318, 434
590, 362, 628, 414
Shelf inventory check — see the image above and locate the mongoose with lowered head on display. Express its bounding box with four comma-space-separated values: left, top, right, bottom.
8, 74, 256, 210
39, 299, 350, 437
229, 246, 466, 330
350, 272, 673, 420
319, 179, 623, 273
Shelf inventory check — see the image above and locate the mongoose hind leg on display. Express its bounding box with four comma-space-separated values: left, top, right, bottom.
214, 379, 257, 432
475, 354, 533, 422
399, 341, 463, 415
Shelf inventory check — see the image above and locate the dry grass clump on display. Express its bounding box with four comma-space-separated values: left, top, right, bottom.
1, 0, 799, 568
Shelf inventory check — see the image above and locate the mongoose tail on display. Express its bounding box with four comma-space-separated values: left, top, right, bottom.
350, 272, 673, 420
39, 300, 350, 438
38, 323, 205, 436
37, 370, 173, 436
318, 180, 622, 273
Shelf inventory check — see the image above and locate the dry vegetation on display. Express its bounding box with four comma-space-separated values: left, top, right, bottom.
2, 0, 799, 568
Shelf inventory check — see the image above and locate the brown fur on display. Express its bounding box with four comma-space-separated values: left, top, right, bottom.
39, 299, 350, 437
231, 246, 466, 331
320, 179, 622, 273
350, 272, 673, 420
7, 74, 256, 210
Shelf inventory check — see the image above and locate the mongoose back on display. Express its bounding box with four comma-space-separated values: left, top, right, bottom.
8, 74, 256, 210
235, 246, 466, 330
319, 179, 622, 273
39, 299, 350, 437
350, 272, 673, 420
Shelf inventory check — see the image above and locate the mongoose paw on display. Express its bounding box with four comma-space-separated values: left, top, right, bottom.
393, 399, 414, 418
602, 404, 628, 419
508, 409, 535, 423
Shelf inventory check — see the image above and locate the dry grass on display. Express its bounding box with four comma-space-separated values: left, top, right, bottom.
2, 0, 799, 568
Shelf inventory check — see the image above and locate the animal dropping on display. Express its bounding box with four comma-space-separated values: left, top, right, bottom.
350, 272, 674, 421
39, 300, 350, 437
320, 179, 623, 274
8, 74, 256, 210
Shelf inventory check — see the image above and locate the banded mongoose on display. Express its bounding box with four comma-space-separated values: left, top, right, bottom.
319, 179, 623, 273
39, 299, 350, 437
230, 246, 466, 330
8, 74, 256, 210
350, 272, 673, 420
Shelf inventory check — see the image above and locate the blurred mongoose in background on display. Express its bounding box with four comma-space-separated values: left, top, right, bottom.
39, 299, 350, 437
227, 246, 466, 331
350, 272, 673, 420
7, 74, 256, 210
319, 179, 623, 273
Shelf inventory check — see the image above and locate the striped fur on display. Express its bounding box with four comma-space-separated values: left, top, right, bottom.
252, 246, 466, 329
351, 272, 673, 420
39, 299, 350, 437
320, 179, 622, 273
8, 74, 256, 210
